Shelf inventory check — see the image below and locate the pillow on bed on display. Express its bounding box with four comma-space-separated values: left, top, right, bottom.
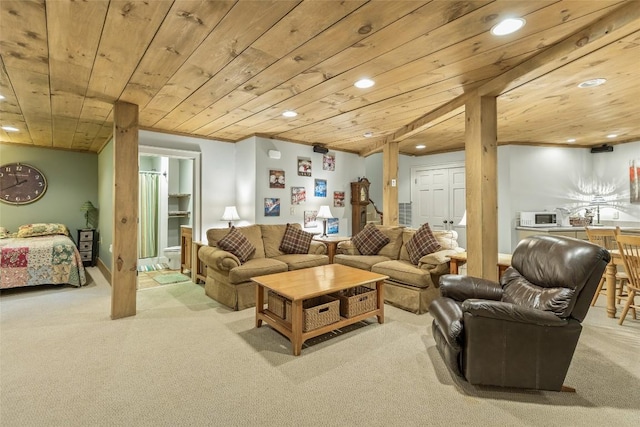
17, 223, 70, 238
0, 227, 10, 239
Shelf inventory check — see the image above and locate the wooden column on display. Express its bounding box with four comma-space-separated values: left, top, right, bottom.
465, 95, 498, 280
111, 101, 139, 319
382, 141, 399, 225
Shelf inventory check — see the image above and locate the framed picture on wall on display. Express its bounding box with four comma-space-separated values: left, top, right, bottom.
631, 159, 640, 204
327, 218, 339, 234
291, 186, 306, 205
314, 179, 327, 197
298, 157, 312, 176
323, 153, 335, 171
269, 169, 285, 188
264, 198, 280, 216
304, 210, 317, 228
333, 191, 345, 207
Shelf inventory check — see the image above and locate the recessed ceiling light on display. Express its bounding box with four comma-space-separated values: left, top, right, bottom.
490, 18, 526, 36
1, 126, 19, 132
282, 110, 297, 118
363, 132, 373, 138
607, 133, 618, 138
567, 138, 576, 143
0, 95, 5, 100
354, 78, 375, 89
415, 144, 426, 149
578, 78, 607, 88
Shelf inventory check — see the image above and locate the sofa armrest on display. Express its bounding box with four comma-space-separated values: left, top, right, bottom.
198, 245, 240, 271
309, 241, 327, 255
337, 240, 360, 255
418, 249, 458, 269
462, 299, 567, 326
439, 274, 503, 302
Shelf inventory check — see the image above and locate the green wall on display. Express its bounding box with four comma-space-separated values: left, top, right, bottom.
0, 144, 98, 240
97, 139, 114, 271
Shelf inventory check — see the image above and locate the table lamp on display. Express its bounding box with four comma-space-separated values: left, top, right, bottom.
80, 200, 96, 229
316, 205, 334, 237
592, 195, 605, 226
221, 206, 240, 228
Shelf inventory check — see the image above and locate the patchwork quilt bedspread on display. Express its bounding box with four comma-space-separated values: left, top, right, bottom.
0, 235, 87, 289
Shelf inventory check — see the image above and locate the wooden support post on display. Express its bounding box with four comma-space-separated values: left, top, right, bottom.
465, 95, 498, 280
111, 101, 139, 319
382, 141, 399, 226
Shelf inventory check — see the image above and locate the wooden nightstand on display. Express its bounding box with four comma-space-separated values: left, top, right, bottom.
192, 241, 207, 284
77, 229, 97, 267
313, 236, 350, 264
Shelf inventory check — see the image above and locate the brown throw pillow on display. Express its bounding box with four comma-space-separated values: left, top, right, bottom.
279, 223, 314, 254
405, 223, 441, 265
352, 223, 390, 255
217, 227, 256, 263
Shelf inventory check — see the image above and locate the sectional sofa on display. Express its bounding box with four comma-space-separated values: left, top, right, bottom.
334, 225, 463, 314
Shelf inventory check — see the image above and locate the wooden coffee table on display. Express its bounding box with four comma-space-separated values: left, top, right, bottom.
252, 264, 388, 356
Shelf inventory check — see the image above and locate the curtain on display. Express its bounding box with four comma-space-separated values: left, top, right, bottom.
138, 172, 159, 258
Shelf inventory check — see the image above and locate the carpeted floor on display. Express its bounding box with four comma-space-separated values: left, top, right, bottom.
0, 267, 638, 426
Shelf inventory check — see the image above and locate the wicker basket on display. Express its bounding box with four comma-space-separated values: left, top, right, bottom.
267, 291, 291, 322
302, 295, 340, 332
333, 286, 377, 318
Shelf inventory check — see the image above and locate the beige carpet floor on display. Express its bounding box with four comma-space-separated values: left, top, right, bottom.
1, 267, 638, 426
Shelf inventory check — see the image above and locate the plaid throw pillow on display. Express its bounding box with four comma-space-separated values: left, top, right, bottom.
405, 223, 441, 265
279, 223, 313, 254
352, 223, 390, 255
217, 227, 256, 264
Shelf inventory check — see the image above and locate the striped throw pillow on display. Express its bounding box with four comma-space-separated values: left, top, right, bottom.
352, 223, 390, 255
217, 227, 256, 263
405, 223, 441, 265
279, 223, 313, 254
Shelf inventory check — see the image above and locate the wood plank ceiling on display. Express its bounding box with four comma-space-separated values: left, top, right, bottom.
0, 0, 638, 156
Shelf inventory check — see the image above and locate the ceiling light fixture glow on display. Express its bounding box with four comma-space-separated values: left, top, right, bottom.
607, 134, 618, 139
282, 110, 297, 118
415, 144, 426, 149
1, 126, 19, 132
578, 78, 607, 88
490, 18, 526, 36
363, 132, 373, 138
567, 138, 576, 143
0, 95, 5, 100
354, 78, 375, 89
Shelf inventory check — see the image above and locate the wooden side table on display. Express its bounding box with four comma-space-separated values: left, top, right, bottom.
180, 226, 192, 275
313, 236, 350, 263
192, 241, 208, 284
449, 252, 512, 278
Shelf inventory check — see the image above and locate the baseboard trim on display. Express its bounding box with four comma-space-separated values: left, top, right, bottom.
96, 258, 112, 285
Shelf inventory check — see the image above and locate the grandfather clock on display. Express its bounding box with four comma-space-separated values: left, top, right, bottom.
351, 178, 370, 235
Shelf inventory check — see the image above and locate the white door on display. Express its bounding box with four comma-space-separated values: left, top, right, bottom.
412, 166, 466, 247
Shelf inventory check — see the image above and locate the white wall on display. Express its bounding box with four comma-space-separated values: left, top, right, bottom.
374, 141, 640, 253
253, 136, 365, 235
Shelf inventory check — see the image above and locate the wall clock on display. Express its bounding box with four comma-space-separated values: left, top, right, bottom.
0, 163, 48, 205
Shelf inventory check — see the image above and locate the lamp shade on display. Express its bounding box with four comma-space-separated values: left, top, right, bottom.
458, 210, 467, 226
316, 205, 333, 219
221, 206, 240, 221
80, 200, 95, 212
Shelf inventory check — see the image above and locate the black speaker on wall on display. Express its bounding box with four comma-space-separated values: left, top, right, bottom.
313, 145, 329, 154
590, 144, 613, 153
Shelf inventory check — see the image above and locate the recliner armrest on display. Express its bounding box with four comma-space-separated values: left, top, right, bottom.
439, 274, 503, 302
429, 297, 464, 350
462, 299, 567, 326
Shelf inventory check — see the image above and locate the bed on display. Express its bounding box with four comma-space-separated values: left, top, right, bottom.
0, 224, 87, 290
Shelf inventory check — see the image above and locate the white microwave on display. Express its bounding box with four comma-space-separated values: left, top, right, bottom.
519, 211, 557, 227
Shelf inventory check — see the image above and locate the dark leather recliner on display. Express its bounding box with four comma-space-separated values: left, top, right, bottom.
429, 235, 610, 391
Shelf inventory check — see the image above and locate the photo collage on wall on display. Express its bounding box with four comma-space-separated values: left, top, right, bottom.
333, 191, 345, 207
264, 198, 280, 216
314, 179, 327, 197
304, 210, 318, 228
631, 158, 640, 204
269, 169, 285, 188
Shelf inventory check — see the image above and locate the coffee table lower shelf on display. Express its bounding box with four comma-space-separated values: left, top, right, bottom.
257, 305, 384, 355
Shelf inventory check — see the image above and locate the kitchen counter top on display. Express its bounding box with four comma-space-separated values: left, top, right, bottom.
516, 226, 640, 233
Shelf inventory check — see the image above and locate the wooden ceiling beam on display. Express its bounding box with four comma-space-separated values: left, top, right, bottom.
361, 1, 640, 157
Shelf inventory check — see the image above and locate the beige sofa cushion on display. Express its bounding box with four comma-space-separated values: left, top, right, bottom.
228, 257, 288, 284
334, 254, 392, 271
208, 225, 265, 259
273, 254, 329, 270
372, 260, 434, 288
376, 225, 405, 259
260, 224, 289, 258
